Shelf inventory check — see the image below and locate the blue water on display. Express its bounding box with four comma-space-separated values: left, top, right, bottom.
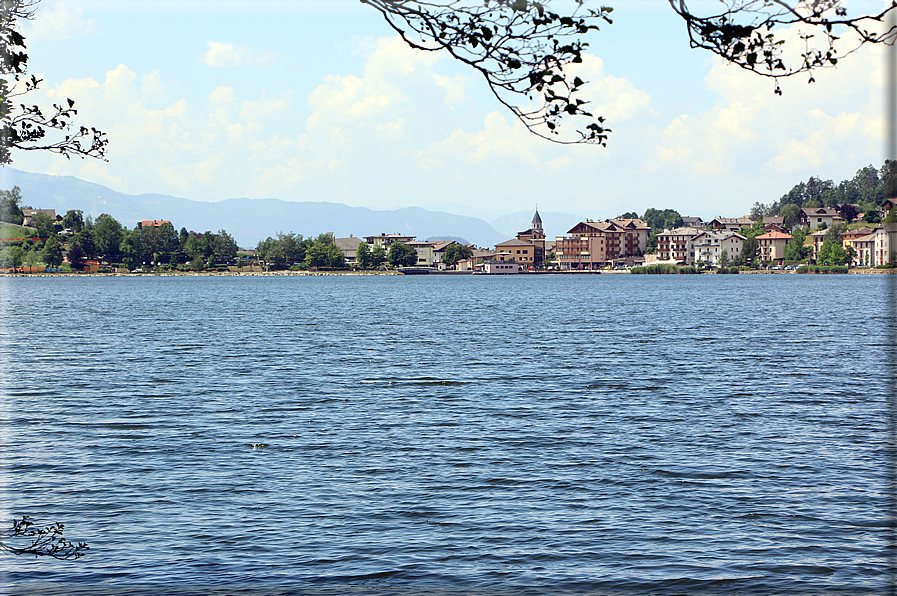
1, 274, 894, 595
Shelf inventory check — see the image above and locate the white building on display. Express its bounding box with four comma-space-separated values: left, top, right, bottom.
690, 231, 746, 266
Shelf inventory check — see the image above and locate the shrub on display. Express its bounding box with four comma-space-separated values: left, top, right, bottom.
631, 264, 700, 274
797, 265, 848, 274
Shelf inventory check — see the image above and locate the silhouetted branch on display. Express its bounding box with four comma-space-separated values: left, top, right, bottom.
0, 516, 89, 560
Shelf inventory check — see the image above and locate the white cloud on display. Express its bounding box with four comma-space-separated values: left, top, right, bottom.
200, 41, 275, 68
25, 0, 97, 41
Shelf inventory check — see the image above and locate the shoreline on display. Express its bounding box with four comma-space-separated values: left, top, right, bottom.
2, 268, 894, 278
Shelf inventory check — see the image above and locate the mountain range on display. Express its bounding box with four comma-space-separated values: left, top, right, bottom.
1, 169, 588, 249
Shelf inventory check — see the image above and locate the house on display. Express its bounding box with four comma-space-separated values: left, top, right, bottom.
756, 231, 791, 262
690, 230, 745, 266
810, 229, 828, 259
681, 216, 704, 228
762, 216, 789, 233
405, 241, 436, 266
842, 227, 874, 245
459, 248, 496, 271
431, 241, 458, 267
334, 236, 365, 264
22, 208, 60, 227
800, 207, 843, 230
363, 233, 416, 248
871, 223, 897, 266
655, 226, 704, 263
846, 231, 877, 267
139, 220, 171, 227
494, 238, 537, 267
708, 216, 753, 231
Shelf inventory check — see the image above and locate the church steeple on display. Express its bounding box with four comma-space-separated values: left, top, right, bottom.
532, 208, 543, 235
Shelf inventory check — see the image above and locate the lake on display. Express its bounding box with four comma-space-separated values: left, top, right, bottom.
1, 274, 894, 595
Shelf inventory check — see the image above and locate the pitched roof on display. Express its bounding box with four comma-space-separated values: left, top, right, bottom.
756, 231, 792, 239
607, 217, 650, 230
495, 238, 534, 247
801, 207, 840, 216
334, 237, 365, 251
532, 209, 542, 225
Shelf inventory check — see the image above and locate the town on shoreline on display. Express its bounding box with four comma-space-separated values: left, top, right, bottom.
2, 182, 897, 276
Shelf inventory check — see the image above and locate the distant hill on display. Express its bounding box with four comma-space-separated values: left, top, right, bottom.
1, 169, 507, 249
426, 236, 470, 245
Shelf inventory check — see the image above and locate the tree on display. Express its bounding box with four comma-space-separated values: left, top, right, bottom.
212, 229, 238, 260
371, 244, 387, 268
864, 205, 882, 224
6, 244, 22, 270
668, 2, 896, 90
0, 516, 88, 559
780, 203, 801, 230
716, 249, 729, 269
39, 233, 61, 267
784, 227, 810, 261
642, 208, 682, 234
838, 203, 858, 223
824, 222, 847, 245
73, 228, 96, 259
120, 228, 141, 270
62, 209, 84, 232
816, 238, 847, 265
66, 238, 84, 269
884, 208, 897, 224
387, 241, 418, 267
30, 210, 55, 238
0, 186, 23, 224
305, 236, 345, 269
0, 0, 107, 164
369, 1, 895, 144
443, 243, 473, 267
741, 236, 760, 267
356, 241, 372, 269
367, 0, 613, 144
92, 214, 123, 262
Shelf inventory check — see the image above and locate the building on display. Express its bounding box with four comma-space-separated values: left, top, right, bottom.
800, 207, 843, 230
22, 208, 59, 227
484, 261, 519, 274
363, 233, 416, 249
493, 238, 537, 267
681, 216, 705, 228
691, 230, 746, 265
871, 223, 897, 266
756, 231, 791, 262
846, 231, 876, 266
655, 226, 704, 263
140, 220, 171, 227
334, 236, 365, 264
492, 209, 547, 269
810, 229, 828, 260
406, 241, 436, 266
707, 216, 753, 231
554, 217, 651, 270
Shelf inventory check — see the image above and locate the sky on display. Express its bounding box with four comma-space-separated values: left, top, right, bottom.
2, 0, 893, 224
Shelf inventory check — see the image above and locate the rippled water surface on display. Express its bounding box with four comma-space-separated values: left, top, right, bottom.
1, 274, 894, 595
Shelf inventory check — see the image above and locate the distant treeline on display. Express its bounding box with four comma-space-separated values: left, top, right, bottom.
0, 187, 238, 271
749, 161, 896, 224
